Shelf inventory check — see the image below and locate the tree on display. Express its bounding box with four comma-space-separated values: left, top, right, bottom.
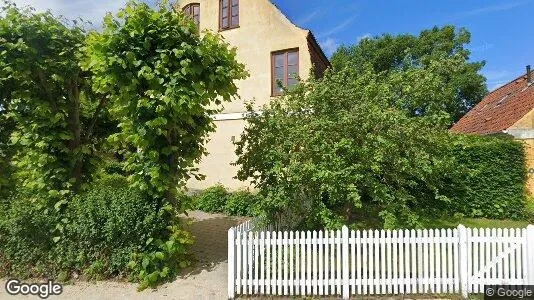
83, 1, 247, 202
331, 26, 487, 124
0, 1, 111, 205
235, 68, 461, 229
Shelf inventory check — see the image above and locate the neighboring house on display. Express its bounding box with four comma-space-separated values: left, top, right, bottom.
176, 0, 330, 190
451, 66, 534, 193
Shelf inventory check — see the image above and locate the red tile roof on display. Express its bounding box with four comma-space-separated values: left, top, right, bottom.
451, 73, 534, 134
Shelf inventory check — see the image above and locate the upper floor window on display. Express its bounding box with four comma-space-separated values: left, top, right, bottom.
183, 3, 200, 27
220, 0, 239, 30
272, 49, 299, 96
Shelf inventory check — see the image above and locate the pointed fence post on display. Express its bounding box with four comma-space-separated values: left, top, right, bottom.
526, 225, 534, 285
457, 224, 469, 299
342, 226, 350, 299
228, 228, 235, 299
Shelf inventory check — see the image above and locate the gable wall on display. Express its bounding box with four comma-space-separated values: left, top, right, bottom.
177, 0, 314, 113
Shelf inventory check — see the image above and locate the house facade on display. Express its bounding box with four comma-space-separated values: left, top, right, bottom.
451, 66, 534, 193
176, 0, 329, 190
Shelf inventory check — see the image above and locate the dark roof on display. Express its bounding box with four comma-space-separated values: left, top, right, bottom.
306, 31, 331, 70
451, 73, 534, 134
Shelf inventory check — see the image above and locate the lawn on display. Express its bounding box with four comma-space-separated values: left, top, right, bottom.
429, 216, 530, 229
351, 204, 531, 229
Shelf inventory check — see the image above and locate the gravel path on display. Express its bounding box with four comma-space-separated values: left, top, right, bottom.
0, 211, 248, 300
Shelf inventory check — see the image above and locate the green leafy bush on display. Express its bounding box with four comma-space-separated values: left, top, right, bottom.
526, 198, 534, 223
192, 186, 260, 216
128, 224, 193, 290
0, 174, 194, 287
0, 194, 57, 278
225, 191, 260, 216
62, 174, 170, 278
193, 185, 229, 213
446, 135, 527, 219
235, 68, 460, 229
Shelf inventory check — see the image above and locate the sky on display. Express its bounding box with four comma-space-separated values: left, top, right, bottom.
8, 0, 534, 91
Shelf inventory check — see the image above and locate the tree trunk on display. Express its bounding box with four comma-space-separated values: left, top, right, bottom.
67, 75, 83, 192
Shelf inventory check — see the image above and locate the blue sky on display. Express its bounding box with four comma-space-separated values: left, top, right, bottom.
10, 0, 534, 91
273, 0, 534, 91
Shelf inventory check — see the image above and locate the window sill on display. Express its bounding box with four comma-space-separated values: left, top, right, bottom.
219, 25, 240, 32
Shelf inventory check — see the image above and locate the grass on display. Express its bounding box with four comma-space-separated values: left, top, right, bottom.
429, 216, 530, 229
351, 204, 531, 230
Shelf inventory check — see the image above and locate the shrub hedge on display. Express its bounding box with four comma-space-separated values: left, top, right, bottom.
0, 174, 193, 288
446, 134, 527, 219
193, 185, 259, 217
62, 174, 169, 278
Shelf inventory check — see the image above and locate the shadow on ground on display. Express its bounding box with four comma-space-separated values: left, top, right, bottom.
177, 211, 248, 279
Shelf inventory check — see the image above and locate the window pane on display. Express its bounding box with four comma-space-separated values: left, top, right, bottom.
231, 15, 239, 26
222, 17, 228, 28
274, 54, 285, 67
275, 66, 284, 80
287, 78, 298, 87
193, 6, 199, 15
222, 8, 228, 17
288, 52, 298, 65
287, 65, 298, 77
222, 0, 229, 8
232, 0, 238, 6
273, 79, 284, 94
183, 5, 191, 15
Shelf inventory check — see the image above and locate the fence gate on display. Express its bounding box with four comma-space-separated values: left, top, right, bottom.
463, 227, 530, 294
228, 222, 534, 299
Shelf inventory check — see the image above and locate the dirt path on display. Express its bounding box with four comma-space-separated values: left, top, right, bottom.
0, 211, 248, 300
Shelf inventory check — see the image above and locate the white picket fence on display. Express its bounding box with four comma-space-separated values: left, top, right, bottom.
228, 222, 534, 299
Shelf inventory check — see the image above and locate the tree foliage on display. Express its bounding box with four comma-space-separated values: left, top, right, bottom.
331, 26, 487, 124
445, 135, 526, 219
0, 1, 111, 205
235, 68, 461, 229
1, 0, 246, 288
83, 1, 247, 201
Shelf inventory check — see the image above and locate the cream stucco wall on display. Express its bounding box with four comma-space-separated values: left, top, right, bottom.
510, 109, 534, 131
510, 110, 534, 194
177, 0, 318, 190
178, 0, 313, 113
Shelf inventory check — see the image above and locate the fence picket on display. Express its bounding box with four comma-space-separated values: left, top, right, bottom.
331, 230, 336, 295
248, 232, 253, 294
435, 229, 441, 294
283, 231, 288, 296
411, 229, 417, 293
266, 231, 271, 295
312, 230, 317, 296
432, 229, 436, 293
277, 231, 282, 295
523, 227, 528, 284
335, 230, 343, 295
362, 230, 368, 295
324, 230, 329, 295
289, 231, 294, 295
228, 221, 533, 299
392, 230, 397, 295
300, 231, 306, 295
356, 230, 362, 295
236, 231, 242, 295
242, 232, 248, 294
318, 230, 324, 296
295, 231, 300, 294
399, 230, 405, 294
